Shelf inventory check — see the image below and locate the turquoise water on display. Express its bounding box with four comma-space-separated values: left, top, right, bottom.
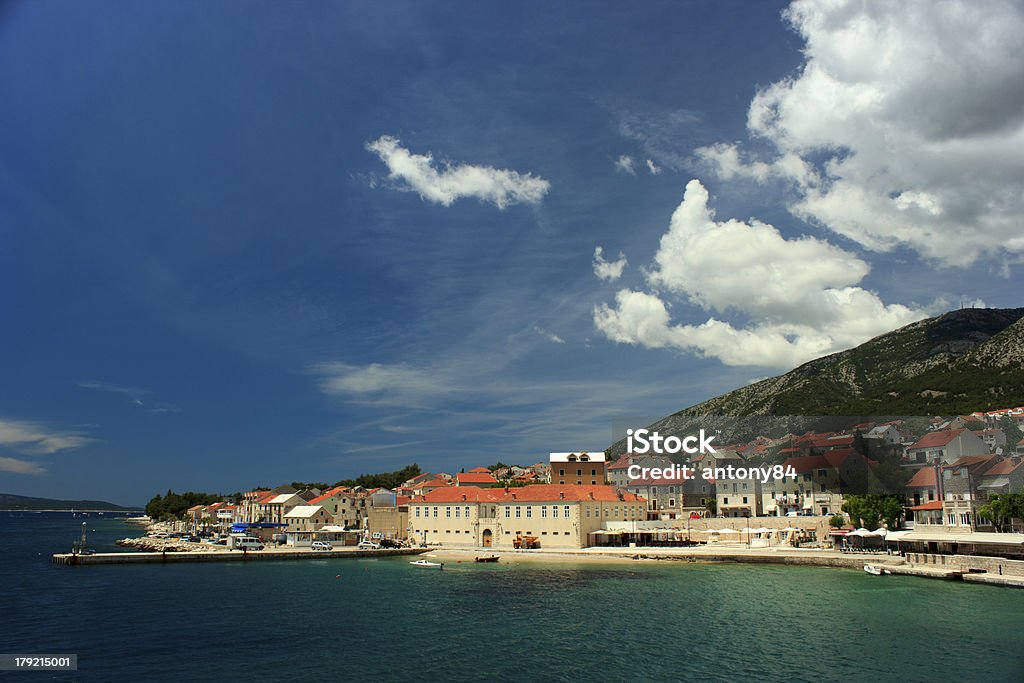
3, 513, 1023, 682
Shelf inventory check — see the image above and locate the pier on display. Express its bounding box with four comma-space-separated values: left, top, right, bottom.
52, 547, 427, 566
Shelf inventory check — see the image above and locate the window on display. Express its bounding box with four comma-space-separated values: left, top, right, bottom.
591, 468, 597, 476
669, 498, 675, 507
577, 469, 582, 476
515, 507, 521, 518
564, 505, 570, 518
415, 508, 420, 518
586, 507, 591, 517
669, 486, 675, 494
724, 497, 729, 504
446, 507, 451, 518
505, 507, 511, 518
433, 507, 438, 518
465, 506, 470, 518
742, 497, 748, 504
526, 507, 532, 518
455, 507, 460, 518
541, 506, 547, 518
559, 469, 564, 476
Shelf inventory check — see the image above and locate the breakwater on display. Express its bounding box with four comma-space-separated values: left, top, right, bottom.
53, 547, 426, 566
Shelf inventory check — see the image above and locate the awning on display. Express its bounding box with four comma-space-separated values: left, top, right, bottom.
886, 531, 1024, 545
979, 477, 1011, 489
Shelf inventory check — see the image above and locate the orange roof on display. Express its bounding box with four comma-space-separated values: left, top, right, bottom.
419, 478, 451, 488
395, 496, 411, 506
414, 484, 642, 504
906, 467, 937, 488
782, 448, 857, 474
908, 429, 965, 450
983, 459, 1023, 476
467, 466, 491, 474
456, 472, 497, 484
910, 501, 943, 511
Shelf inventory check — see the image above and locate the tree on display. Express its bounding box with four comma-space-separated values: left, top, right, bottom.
829, 514, 847, 529
705, 498, 717, 515
999, 416, 1023, 452
842, 494, 903, 530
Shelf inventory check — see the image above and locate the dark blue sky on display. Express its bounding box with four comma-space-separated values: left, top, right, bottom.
2, 1, 1021, 505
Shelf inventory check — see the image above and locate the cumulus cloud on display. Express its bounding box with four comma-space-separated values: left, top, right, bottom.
696, 0, 1024, 267
615, 155, 636, 175
365, 135, 550, 209
593, 180, 929, 368
592, 246, 628, 282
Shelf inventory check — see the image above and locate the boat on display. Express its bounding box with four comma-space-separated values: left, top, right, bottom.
863, 564, 891, 576
475, 555, 500, 563
410, 559, 444, 569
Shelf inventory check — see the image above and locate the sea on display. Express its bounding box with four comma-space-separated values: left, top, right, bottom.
2, 512, 1023, 682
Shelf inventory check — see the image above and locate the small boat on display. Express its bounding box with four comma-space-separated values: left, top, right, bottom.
863, 564, 891, 576
475, 555, 500, 563
410, 559, 444, 569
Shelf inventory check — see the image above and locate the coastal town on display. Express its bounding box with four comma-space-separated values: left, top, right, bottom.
77, 405, 1024, 587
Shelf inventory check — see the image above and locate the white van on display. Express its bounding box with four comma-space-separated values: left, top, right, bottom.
233, 536, 265, 551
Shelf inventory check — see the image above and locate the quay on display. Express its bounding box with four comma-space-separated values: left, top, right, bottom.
53, 547, 427, 566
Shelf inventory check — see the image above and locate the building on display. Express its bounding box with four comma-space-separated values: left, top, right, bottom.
283, 505, 333, 532
972, 429, 1007, 452
626, 470, 714, 520
607, 453, 672, 487
549, 452, 607, 485
366, 494, 410, 541
255, 493, 306, 525
307, 486, 362, 528
905, 429, 989, 467
941, 454, 999, 530
715, 472, 763, 518
977, 456, 1024, 497
407, 484, 644, 549
763, 448, 869, 517
456, 471, 498, 487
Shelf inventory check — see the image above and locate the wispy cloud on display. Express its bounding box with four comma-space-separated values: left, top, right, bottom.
78, 380, 180, 414
0, 456, 46, 476
366, 135, 550, 209
0, 417, 93, 455
532, 325, 565, 344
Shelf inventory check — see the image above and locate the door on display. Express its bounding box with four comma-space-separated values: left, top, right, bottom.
482, 529, 493, 547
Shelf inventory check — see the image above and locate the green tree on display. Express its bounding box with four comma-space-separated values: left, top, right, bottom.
999, 416, 1023, 451
829, 514, 847, 529
705, 498, 717, 515
842, 494, 903, 530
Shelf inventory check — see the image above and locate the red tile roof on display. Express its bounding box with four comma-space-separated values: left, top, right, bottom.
906, 467, 937, 487
979, 459, 1022, 476
467, 466, 491, 474
909, 501, 943, 511
418, 478, 451, 488
413, 484, 642, 504
781, 448, 857, 474
908, 429, 965, 450
456, 472, 498, 485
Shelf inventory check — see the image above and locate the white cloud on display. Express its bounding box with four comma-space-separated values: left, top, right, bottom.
310, 361, 448, 399
0, 456, 45, 475
365, 135, 550, 209
615, 155, 636, 175
0, 417, 93, 455
593, 180, 929, 368
696, 0, 1024, 267
592, 246, 628, 282
532, 325, 565, 344
645, 159, 662, 175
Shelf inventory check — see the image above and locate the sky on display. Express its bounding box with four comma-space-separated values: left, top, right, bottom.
1, 1, 1022, 505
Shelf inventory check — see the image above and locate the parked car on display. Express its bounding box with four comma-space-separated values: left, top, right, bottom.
234, 536, 265, 551
379, 538, 402, 548
311, 541, 333, 551
357, 540, 381, 550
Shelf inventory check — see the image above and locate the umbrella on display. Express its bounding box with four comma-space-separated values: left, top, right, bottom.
872, 528, 888, 538
717, 528, 741, 534
750, 527, 773, 534
847, 528, 877, 537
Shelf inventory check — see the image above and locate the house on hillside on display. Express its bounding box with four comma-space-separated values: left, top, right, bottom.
904, 429, 989, 468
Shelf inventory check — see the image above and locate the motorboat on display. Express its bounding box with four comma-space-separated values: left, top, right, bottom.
864, 564, 891, 576
410, 559, 444, 569
474, 555, 500, 563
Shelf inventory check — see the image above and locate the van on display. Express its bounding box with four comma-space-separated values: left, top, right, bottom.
234, 536, 265, 551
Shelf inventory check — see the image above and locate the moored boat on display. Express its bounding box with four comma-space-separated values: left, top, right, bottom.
863, 564, 891, 576
410, 559, 444, 569
475, 555, 499, 563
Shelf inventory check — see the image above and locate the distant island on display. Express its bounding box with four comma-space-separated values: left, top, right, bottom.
0, 492, 137, 512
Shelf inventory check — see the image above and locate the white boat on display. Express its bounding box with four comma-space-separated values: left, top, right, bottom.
863, 564, 891, 576
410, 559, 444, 569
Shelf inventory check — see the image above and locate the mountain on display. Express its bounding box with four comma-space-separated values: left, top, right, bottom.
607, 307, 1024, 455
0, 493, 136, 511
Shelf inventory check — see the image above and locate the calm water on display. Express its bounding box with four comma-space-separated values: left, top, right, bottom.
3, 513, 1023, 682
